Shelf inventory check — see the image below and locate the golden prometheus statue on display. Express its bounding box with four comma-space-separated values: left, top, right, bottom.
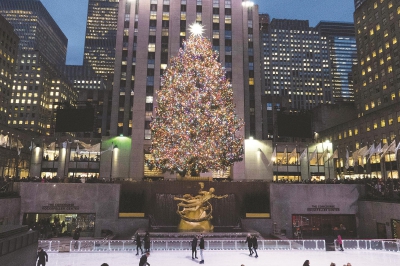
174, 182, 228, 231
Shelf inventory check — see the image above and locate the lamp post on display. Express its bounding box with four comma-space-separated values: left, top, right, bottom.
109, 142, 117, 181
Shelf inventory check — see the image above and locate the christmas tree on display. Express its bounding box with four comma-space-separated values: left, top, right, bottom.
150, 23, 244, 176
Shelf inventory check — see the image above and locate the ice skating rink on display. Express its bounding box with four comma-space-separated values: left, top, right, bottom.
43, 249, 399, 266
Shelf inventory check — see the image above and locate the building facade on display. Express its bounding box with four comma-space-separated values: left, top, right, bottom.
109, 0, 262, 180
316, 21, 357, 103
0, 14, 19, 125
62, 65, 112, 138
261, 19, 333, 111
319, 0, 400, 179
0, 0, 77, 135
84, 0, 120, 81
0, 0, 67, 66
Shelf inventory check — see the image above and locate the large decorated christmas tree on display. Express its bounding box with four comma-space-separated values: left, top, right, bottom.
150, 23, 244, 177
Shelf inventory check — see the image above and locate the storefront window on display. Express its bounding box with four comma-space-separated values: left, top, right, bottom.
23, 213, 96, 238
292, 214, 356, 239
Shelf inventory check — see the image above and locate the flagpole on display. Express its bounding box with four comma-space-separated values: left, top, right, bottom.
63, 140, 68, 179
286, 145, 289, 178
296, 144, 299, 181
307, 145, 310, 180
337, 145, 340, 179
327, 145, 331, 180
317, 145, 320, 178
275, 144, 278, 181
52, 138, 56, 179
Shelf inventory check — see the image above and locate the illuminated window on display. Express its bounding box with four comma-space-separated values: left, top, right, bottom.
388, 66, 393, 73
371, 101, 375, 108
388, 1, 392, 8
373, 119, 378, 129
348, 129, 353, 137
370, 29, 374, 35
354, 127, 359, 135
393, 37, 397, 44
381, 117, 386, 127
366, 122, 371, 131
376, 24, 380, 30
388, 114, 393, 125
391, 93, 395, 100
365, 104, 369, 111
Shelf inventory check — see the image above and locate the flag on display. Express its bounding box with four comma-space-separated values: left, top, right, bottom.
395, 142, 400, 159
380, 143, 388, 157
29, 141, 36, 151
299, 148, 307, 161
76, 144, 80, 155
357, 146, 368, 167
281, 147, 287, 164
47, 142, 56, 150
331, 149, 338, 159
381, 140, 396, 158
367, 144, 375, 161
309, 147, 318, 162
375, 143, 382, 154
288, 147, 297, 163
87, 143, 101, 152
320, 147, 328, 162
62, 141, 68, 149
345, 149, 350, 169
268, 147, 276, 166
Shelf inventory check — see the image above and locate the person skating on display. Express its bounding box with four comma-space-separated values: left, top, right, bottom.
144, 231, 151, 252
245, 234, 253, 256
337, 234, 344, 251
36, 247, 48, 266
199, 234, 205, 264
251, 235, 258, 258
139, 252, 150, 266
191, 235, 199, 259
135, 233, 143, 255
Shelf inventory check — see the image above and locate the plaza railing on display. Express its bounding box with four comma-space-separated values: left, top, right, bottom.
38, 239, 400, 253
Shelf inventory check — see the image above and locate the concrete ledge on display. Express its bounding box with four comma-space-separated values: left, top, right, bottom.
119, 213, 145, 218
246, 213, 270, 218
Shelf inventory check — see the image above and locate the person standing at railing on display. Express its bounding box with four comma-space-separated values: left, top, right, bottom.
337, 235, 344, 251
135, 233, 143, 256
245, 234, 253, 256
251, 235, 258, 258
199, 234, 205, 264
303, 260, 310, 266
36, 247, 48, 266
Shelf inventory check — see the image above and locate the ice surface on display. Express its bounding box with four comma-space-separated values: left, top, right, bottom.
43, 249, 399, 266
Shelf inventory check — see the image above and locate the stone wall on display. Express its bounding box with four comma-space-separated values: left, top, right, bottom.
19, 183, 120, 237
0, 198, 21, 225
357, 200, 400, 239
270, 184, 364, 237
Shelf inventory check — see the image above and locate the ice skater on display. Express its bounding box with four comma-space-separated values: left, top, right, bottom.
144, 231, 151, 252
139, 252, 150, 266
245, 234, 253, 256
251, 235, 258, 258
337, 234, 344, 251
191, 235, 199, 259
199, 234, 205, 264
135, 233, 143, 255
36, 247, 48, 266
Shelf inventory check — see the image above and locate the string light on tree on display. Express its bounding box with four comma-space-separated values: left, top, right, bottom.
149, 23, 244, 177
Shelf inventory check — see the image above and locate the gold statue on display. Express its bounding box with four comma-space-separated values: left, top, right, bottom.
174, 182, 228, 231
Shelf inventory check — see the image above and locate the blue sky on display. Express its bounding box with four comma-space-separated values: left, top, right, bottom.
40, 0, 355, 65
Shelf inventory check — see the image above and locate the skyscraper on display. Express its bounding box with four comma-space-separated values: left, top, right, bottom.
319, 0, 400, 180
0, 14, 19, 125
261, 19, 332, 110
0, 0, 76, 135
83, 0, 119, 80
316, 21, 357, 102
111, 0, 262, 179
0, 0, 67, 66
354, 0, 367, 10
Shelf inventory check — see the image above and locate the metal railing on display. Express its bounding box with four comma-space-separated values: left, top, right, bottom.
39, 239, 400, 253
341, 239, 400, 252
